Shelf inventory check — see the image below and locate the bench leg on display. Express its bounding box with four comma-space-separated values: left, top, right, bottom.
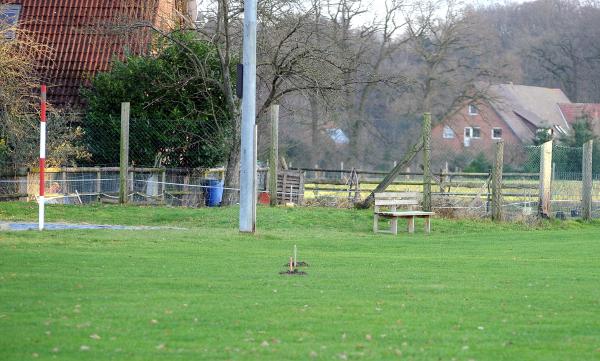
407, 216, 415, 233
373, 214, 379, 233
391, 217, 398, 235
424, 216, 431, 233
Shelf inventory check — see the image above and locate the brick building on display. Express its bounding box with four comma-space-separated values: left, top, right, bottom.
432, 84, 573, 168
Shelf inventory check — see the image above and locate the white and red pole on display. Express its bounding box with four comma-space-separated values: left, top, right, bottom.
39, 84, 47, 231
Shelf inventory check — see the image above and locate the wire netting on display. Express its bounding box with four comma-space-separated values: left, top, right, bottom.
551, 145, 583, 219
84, 118, 230, 168
501, 145, 540, 221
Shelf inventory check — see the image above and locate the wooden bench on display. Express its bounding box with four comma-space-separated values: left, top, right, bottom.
373, 192, 434, 234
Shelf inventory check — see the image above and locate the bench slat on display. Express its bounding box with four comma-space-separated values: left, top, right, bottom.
375, 199, 419, 206
374, 192, 419, 199
376, 211, 434, 216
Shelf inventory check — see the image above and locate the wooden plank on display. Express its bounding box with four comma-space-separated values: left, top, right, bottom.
374, 199, 419, 206
376, 211, 434, 217
375, 192, 419, 198
407, 217, 415, 233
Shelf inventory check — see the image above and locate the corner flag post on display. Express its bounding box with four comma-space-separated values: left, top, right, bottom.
39, 84, 47, 231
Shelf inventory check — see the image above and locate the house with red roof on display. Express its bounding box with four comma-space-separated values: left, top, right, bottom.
0, 0, 194, 107
432, 83, 576, 167
557, 103, 600, 135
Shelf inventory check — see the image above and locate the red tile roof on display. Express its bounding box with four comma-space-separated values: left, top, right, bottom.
558, 103, 600, 125
1, 0, 163, 107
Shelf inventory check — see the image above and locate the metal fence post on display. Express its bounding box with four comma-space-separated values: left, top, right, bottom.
582, 140, 593, 220
492, 141, 504, 221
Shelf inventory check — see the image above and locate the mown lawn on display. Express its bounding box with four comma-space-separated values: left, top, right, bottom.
1, 202, 599, 360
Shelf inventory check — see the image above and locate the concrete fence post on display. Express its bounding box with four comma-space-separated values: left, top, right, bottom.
538, 140, 553, 217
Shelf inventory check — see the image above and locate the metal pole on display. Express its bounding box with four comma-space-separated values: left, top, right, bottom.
239, 0, 257, 233
38, 85, 47, 231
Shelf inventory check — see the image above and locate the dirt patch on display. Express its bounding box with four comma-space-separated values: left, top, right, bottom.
282, 261, 309, 267
279, 269, 307, 276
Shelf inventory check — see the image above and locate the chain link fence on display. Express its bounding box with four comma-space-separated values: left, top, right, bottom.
501, 145, 540, 221
84, 117, 230, 168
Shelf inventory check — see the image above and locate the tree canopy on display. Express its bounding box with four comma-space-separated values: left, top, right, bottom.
81, 32, 233, 168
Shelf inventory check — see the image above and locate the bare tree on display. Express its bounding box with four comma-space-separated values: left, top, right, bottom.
0, 18, 89, 169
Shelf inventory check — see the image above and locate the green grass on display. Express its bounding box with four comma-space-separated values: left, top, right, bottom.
1, 202, 599, 360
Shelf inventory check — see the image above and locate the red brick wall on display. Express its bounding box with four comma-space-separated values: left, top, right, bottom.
431, 101, 523, 169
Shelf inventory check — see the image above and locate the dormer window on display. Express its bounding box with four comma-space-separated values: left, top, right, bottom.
442, 125, 455, 139
468, 104, 478, 116
0, 4, 22, 40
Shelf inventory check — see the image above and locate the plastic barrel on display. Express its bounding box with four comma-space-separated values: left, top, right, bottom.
205, 179, 224, 207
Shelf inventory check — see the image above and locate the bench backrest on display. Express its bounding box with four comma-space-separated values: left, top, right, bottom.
374, 192, 419, 211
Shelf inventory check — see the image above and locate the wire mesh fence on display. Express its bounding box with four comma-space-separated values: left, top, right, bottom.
500, 144, 540, 221
4, 167, 267, 208
83, 118, 230, 168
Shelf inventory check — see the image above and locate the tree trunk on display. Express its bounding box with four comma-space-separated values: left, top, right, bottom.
309, 93, 320, 164
222, 111, 241, 205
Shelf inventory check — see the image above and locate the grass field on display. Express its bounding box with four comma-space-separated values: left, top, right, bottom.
1, 202, 600, 360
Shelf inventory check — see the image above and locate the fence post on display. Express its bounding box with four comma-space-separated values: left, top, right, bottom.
95, 168, 101, 201
491, 141, 504, 221
160, 169, 167, 204
538, 140, 553, 217
119, 102, 130, 204
422, 112, 432, 211
269, 104, 279, 206
582, 139, 593, 220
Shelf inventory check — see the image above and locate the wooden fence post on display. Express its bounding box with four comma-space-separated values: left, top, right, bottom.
582, 139, 593, 220
491, 141, 504, 221
538, 140, 553, 217
119, 102, 130, 204
95, 168, 101, 201
160, 169, 167, 204
269, 104, 279, 206
422, 112, 432, 211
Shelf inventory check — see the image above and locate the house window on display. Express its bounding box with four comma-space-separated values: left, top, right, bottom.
471, 127, 481, 138
0, 4, 21, 40
492, 127, 502, 139
468, 104, 478, 115
442, 125, 455, 139
464, 127, 472, 138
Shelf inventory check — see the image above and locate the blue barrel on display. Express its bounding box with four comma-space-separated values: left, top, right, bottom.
205, 179, 224, 207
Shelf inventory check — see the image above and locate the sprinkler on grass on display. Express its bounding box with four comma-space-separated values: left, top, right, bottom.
280, 245, 308, 276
